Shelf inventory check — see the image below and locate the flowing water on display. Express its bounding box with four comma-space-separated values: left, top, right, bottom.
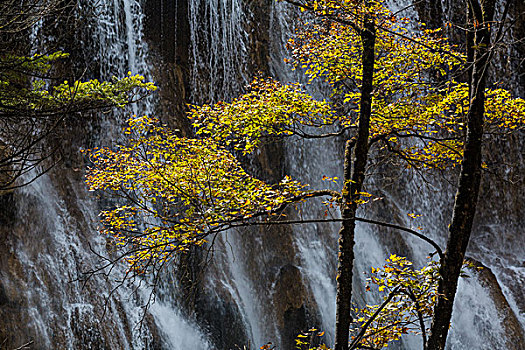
188, 0, 249, 103
1, 0, 523, 349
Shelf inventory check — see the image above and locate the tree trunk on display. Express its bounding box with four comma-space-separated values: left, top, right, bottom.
413, 0, 444, 30
426, 1, 496, 349
334, 10, 376, 350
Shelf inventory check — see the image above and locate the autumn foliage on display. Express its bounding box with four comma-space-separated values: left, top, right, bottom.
84, 0, 524, 348
85, 115, 311, 270
0, 50, 157, 191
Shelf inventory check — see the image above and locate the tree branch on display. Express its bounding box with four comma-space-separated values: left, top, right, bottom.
349, 287, 402, 350
225, 216, 443, 260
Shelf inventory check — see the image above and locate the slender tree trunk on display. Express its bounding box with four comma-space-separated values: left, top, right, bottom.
334, 10, 376, 350
426, 1, 496, 349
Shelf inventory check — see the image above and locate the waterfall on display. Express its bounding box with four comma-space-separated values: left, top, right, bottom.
0, 0, 209, 348
188, 0, 249, 103
89, 0, 154, 116
76, 0, 212, 347
264, 1, 525, 349
1, 0, 523, 349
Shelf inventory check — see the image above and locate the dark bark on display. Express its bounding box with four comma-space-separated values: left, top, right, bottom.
414, 0, 444, 30
334, 10, 376, 350
426, 1, 496, 349
512, 0, 525, 95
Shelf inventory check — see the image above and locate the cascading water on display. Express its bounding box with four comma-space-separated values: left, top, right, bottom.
273, 1, 525, 348
1, 0, 523, 349
0, 0, 209, 348
188, 0, 249, 103
220, 1, 524, 349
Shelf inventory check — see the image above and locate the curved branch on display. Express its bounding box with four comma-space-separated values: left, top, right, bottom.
224, 216, 443, 260
354, 217, 443, 260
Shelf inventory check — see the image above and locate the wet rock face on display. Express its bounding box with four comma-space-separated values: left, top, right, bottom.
141, 1, 305, 348
0, 195, 36, 349
273, 264, 317, 350
144, 0, 193, 135
2, 1, 522, 349
274, 265, 308, 325
70, 307, 106, 350
144, 0, 177, 63
245, 0, 272, 74
0, 169, 164, 349
185, 223, 319, 349
174, 249, 252, 350
196, 295, 251, 350
0, 282, 7, 306
0, 206, 57, 350
0, 192, 15, 228
514, 1, 525, 94
466, 259, 525, 350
